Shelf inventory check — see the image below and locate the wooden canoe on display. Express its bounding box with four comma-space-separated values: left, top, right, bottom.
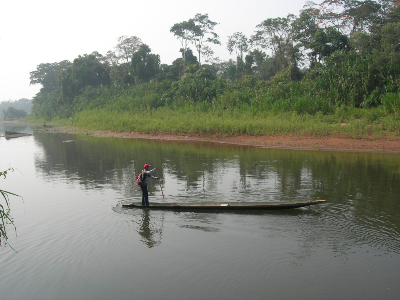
122, 200, 326, 210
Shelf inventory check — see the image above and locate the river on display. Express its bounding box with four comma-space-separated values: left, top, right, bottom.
1, 124, 399, 300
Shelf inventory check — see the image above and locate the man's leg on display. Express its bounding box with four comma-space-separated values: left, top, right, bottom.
141, 185, 149, 206
140, 185, 146, 206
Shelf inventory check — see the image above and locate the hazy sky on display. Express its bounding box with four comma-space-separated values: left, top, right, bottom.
0, 0, 318, 102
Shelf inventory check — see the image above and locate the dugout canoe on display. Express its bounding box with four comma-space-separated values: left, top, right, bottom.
122, 200, 326, 210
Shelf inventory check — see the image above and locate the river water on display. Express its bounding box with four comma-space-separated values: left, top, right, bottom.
1, 125, 400, 300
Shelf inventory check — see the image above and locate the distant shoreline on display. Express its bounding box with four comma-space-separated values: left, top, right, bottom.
2, 120, 400, 153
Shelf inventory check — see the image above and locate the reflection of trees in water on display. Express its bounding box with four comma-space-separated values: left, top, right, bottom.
137, 210, 164, 248
33, 132, 400, 204
34, 131, 400, 252
34, 132, 313, 200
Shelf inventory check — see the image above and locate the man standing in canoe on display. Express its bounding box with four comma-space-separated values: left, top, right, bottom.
140, 164, 160, 206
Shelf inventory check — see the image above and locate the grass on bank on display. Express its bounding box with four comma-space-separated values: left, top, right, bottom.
56, 105, 400, 140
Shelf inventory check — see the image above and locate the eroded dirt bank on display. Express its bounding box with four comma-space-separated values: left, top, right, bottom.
3, 121, 400, 153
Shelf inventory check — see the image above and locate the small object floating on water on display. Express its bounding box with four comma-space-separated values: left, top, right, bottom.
4, 131, 32, 139
62, 139, 88, 143
122, 200, 326, 210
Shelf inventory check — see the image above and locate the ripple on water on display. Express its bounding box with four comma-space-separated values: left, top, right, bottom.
294, 202, 400, 255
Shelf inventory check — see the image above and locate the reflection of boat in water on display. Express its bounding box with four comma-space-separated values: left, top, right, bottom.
122, 200, 326, 210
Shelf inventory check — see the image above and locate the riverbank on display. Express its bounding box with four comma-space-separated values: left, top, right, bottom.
33, 125, 400, 153
2, 120, 400, 153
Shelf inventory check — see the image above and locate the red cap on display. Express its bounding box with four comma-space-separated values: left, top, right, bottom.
144, 164, 151, 168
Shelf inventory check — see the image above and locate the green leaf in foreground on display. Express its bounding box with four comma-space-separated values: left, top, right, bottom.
1, 168, 20, 249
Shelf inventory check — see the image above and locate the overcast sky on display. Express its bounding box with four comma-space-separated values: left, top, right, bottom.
0, 0, 318, 102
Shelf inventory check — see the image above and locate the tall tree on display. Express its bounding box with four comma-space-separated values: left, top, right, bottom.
251, 14, 296, 73
246, 49, 277, 80
131, 44, 160, 84
227, 32, 249, 60
180, 48, 198, 65
170, 20, 196, 73
315, 0, 384, 35
219, 59, 237, 82
191, 13, 220, 69
29, 61, 71, 93
374, 21, 400, 69
114, 36, 142, 63
310, 27, 349, 61
58, 54, 111, 103
103, 50, 119, 67
345, 0, 382, 34
291, 3, 320, 50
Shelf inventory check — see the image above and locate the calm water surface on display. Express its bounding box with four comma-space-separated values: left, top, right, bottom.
1, 125, 400, 300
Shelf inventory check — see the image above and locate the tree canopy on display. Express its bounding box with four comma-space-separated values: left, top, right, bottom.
28, 1, 400, 120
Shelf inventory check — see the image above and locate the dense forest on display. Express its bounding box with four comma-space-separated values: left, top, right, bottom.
0, 98, 31, 120
28, 0, 400, 136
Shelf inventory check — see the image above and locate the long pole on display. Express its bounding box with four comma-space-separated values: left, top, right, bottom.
157, 169, 165, 200
160, 182, 165, 200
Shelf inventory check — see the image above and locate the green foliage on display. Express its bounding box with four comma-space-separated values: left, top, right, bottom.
31, 54, 111, 119
1, 168, 19, 248
31, 89, 63, 119
227, 32, 249, 59
251, 14, 296, 73
71, 105, 400, 139
310, 27, 349, 61
110, 62, 135, 85
382, 92, 400, 114
0, 99, 32, 119
29, 61, 71, 93
131, 44, 160, 84
170, 19, 197, 72
2, 107, 27, 120
163, 69, 222, 104
181, 48, 198, 65
28, 3, 400, 131
58, 54, 111, 104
